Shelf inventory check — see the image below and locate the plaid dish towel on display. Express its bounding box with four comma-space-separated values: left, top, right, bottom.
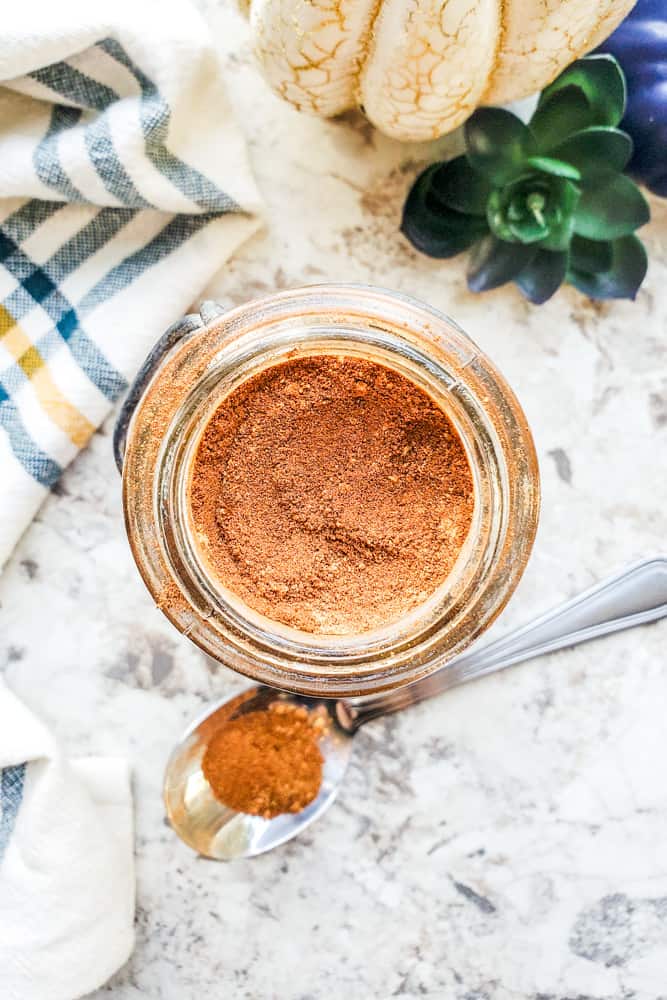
0, 0, 262, 570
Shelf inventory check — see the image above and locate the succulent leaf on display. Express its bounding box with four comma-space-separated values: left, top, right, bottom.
515, 250, 568, 304
428, 157, 492, 216
401, 165, 488, 258
464, 109, 536, 185
550, 128, 633, 181
529, 87, 597, 150
573, 173, 650, 240
567, 234, 647, 300
526, 156, 582, 181
537, 178, 580, 252
537, 55, 626, 129
569, 235, 614, 274
467, 236, 536, 292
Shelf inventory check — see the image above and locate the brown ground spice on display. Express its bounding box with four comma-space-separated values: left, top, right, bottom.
202, 702, 324, 817
189, 354, 474, 633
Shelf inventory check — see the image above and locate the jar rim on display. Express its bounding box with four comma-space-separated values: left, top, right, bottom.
122, 284, 540, 696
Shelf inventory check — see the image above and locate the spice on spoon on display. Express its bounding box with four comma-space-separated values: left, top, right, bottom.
202, 702, 324, 818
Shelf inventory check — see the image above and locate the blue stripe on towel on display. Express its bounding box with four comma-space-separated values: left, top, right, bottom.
30, 63, 117, 111
1, 201, 65, 244
45, 207, 136, 283
0, 764, 28, 863
84, 117, 151, 208
34, 106, 85, 202
0, 386, 63, 486
78, 210, 220, 311
99, 38, 239, 213
30, 67, 152, 209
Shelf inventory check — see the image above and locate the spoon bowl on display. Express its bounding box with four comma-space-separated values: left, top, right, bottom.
164, 687, 355, 860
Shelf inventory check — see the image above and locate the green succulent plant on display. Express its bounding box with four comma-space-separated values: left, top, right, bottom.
401, 55, 650, 303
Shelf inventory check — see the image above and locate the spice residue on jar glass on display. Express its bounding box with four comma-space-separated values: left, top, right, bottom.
202, 702, 325, 817
189, 354, 474, 635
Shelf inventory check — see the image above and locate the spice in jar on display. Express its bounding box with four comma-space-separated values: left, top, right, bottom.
189, 354, 474, 634
202, 702, 325, 818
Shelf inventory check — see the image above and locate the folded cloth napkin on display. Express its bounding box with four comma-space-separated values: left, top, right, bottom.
0, 0, 262, 569
0, 680, 134, 1000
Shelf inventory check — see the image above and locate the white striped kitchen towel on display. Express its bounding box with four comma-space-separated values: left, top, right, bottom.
0, 680, 135, 1000
0, 0, 263, 570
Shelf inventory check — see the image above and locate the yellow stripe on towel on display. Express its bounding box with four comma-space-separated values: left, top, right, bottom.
0, 306, 95, 448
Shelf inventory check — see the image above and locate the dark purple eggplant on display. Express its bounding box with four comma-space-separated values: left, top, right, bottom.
595, 0, 667, 197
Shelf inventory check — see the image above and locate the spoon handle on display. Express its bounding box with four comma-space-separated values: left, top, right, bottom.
346, 557, 667, 729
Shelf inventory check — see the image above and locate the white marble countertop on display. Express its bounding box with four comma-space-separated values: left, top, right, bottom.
3, 4, 667, 998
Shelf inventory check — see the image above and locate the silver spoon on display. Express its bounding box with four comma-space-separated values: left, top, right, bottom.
164, 557, 667, 860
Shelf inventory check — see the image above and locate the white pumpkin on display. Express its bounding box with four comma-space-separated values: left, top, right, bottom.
243, 0, 636, 141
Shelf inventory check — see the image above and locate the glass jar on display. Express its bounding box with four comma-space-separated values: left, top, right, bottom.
117, 285, 539, 697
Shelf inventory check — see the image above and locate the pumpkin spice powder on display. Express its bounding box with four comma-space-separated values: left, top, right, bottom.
189, 354, 474, 635
202, 702, 325, 818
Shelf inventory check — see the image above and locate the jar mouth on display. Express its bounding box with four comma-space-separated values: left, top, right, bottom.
123, 285, 539, 696
167, 334, 485, 655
